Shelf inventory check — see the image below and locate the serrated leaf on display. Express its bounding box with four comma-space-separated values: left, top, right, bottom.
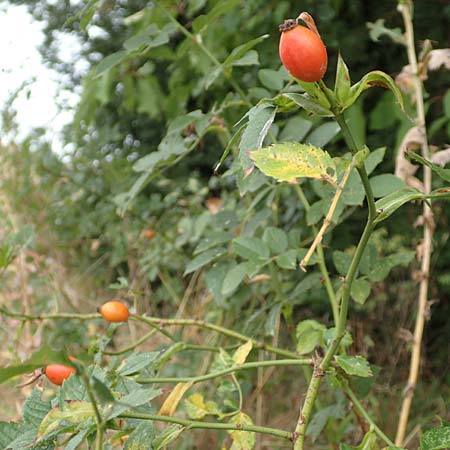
117, 351, 160, 376
345, 70, 404, 112
296, 320, 326, 354
262, 227, 288, 254
228, 412, 256, 450
323, 328, 353, 348
249, 143, 336, 183
335, 355, 372, 377
3, 428, 37, 449
0, 422, 24, 449
159, 382, 193, 416
110, 388, 161, 419
420, 426, 450, 450
124, 422, 154, 450
351, 279, 371, 304
232, 341, 253, 365
23, 388, 52, 428
232, 236, 270, 261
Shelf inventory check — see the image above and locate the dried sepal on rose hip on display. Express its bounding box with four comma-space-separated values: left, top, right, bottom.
279, 12, 328, 82
99, 300, 130, 322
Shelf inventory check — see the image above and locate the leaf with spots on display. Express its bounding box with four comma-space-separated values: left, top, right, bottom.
227, 412, 256, 450
335, 355, 372, 378
248, 143, 336, 183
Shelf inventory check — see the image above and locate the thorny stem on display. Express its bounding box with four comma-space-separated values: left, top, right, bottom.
293, 83, 377, 450
395, 1, 433, 445
0, 307, 301, 360
118, 411, 293, 441
137, 359, 312, 384
132, 315, 301, 360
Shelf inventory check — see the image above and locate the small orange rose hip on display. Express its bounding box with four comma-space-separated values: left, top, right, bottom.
44, 363, 76, 386
143, 229, 155, 240
99, 301, 130, 322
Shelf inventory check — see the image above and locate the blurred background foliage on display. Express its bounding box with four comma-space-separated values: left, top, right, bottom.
1, 0, 449, 445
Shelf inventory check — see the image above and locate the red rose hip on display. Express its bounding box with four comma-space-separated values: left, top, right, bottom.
279, 17, 328, 82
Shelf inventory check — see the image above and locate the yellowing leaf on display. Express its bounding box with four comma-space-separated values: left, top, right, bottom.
248, 143, 336, 183
232, 341, 253, 365
227, 412, 256, 450
38, 401, 95, 438
158, 382, 193, 416
184, 393, 222, 419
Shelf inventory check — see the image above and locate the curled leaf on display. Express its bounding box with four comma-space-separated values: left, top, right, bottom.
159, 382, 193, 416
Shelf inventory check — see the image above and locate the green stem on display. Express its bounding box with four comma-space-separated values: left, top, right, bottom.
131, 315, 177, 342
132, 315, 300, 359
0, 308, 99, 321
103, 329, 157, 355
80, 371, 104, 450
137, 359, 311, 384
339, 377, 395, 447
293, 84, 377, 450
118, 412, 293, 441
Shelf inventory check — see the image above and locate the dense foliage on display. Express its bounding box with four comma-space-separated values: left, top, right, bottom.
1, 1, 449, 449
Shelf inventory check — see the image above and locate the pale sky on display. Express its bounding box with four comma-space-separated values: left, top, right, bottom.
0, 3, 79, 153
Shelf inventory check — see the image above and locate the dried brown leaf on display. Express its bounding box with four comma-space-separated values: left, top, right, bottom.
427, 48, 450, 71
395, 127, 425, 191
430, 147, 450, 167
